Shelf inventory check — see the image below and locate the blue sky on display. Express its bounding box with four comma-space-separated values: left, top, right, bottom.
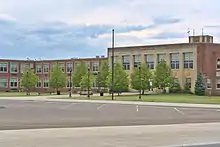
0, 0, 219, 59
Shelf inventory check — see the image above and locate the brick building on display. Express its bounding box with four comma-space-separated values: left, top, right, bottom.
0, 57, 107, 92
108, 35, 220, 95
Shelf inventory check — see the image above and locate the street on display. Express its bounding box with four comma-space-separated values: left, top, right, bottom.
0, 99, 220, 130
1, 99, 220, 146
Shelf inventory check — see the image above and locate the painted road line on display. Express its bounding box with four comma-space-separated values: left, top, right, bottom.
136, 105, 139, 112
60, 103, 77, 109
174, 108, 185, 115
97, 104, 106, 110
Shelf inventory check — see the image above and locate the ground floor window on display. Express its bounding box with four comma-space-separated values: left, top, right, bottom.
36, 81, 42, 88
43, 79, 49, 88
0, 78, 7, 88
185, 78, 191, 89
216, 79, 220, 89
10, 78, 18, 88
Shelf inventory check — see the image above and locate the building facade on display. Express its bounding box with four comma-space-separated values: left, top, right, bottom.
108, 35, 220, 95
0, 57, 107, 92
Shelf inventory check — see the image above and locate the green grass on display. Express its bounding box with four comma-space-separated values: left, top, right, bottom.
53, 94, 220, 105
0, 92, 69, 97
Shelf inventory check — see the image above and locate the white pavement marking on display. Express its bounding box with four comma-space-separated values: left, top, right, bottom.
60, 103, 76, 109
97, 104, 106, 110
174, 108, 185, 115
136, 105, 139, 112
217, 109, 220, 112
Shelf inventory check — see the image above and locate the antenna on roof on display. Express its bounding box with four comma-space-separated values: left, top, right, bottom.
187, 28, 190, 37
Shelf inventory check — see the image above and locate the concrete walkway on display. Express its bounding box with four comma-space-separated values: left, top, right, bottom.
1, 95, 220, 108
1, 123, 220, 147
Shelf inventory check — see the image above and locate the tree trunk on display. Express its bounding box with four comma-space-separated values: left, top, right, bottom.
56, 88, 60, 95
142, 90, 145, 95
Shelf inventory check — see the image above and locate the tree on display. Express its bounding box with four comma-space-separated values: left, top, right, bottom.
154, 60, 173, 92
21, 68, 38, 96
80, 73, 94, 91
72, 62, 87, 87
169, 78, 181, 93
96, 61, 109, 92
131, 63, 152, 94
49, 64, 67, 95
108, 62, 129, 95
194, 72, 205, 96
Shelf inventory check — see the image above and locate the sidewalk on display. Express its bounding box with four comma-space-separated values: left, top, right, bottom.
1, 95, 220, 109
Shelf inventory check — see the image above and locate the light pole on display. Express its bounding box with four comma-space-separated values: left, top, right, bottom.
139, 66, 142, 100
88, 67, 90, 99
69, 69, 72, 97
111, 29, 115, 100
27, 58, 30, 96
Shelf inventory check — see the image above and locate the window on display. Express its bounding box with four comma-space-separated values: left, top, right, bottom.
43, 63, 49, 73
87, 62, 90, 68
10, 78, 18, 88
43, 79, 49, 88
157, 54, 166, 64
66, 63, 73, 73
10, 63, 18, 73
184, 52, 193, 69
36, 80, 42, 88
92, 62, 99, 72
122, 55, 130, 70
207, 79, 211, 89
216, 79, 220, 89
185, 78, 192, 89
0, 78, 7, 88
170, 53, 180, 69
51, 63, 56, 72
58, 63, 65, 72
217, 59, 220, 70
133, 55, 141, 68
0, 63, 8, 73
20, 63, 28, 73
145, 54, 154, 69
36, 64, 42, 73
74, 62, 80, 70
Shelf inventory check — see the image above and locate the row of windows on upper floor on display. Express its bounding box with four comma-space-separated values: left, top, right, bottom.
120, 52, 194, 70
0, 62, 100, 73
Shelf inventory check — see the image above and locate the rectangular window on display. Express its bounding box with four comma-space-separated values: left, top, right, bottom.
145, 54, 154, 69
207, 79, 212, 89
20, 63, 28, 73
43, 79, 49, 88
36, 80, 42, 88
170, 53, 180, 69
58, 63, 65, 72
10, 63, 18, 73
217, 59, 220, 70
36, 63, 42, 73
0, 62, 8, 73
216, 79, 220, 89
184, 52, 193, 69
51, 63, 56, 72
10, 78, 18, 88
0, 78, 7, 88
157, 54, 166, 64
133, 55, 141, 68
66, 63, 73, 73
185, 78, 192, 89
122, 55, 130, 70
43, 63, 49, 73
92, 62, 99, 72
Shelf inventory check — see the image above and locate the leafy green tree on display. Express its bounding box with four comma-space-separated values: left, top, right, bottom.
131, 63, 152, 94
80, 73, 94, 91
108, 62, 129, 95
72, 62, 87, 87
96, 61, 109, 92
169, 78, 182, 93
154, 60, 173, 92
194, 72, 205, 96
49, 64, 67, 95
21, 68, 38, 96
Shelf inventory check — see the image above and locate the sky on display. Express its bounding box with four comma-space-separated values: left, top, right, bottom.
0, 0, 220, 59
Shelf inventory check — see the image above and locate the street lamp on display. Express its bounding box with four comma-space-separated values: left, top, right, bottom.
111, 29, 115, 100
69, 69, 72, 97
139, 66, 142, 100
88, 67, 90, 98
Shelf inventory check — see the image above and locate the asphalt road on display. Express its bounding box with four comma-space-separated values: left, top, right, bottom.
0, 99, 220, 130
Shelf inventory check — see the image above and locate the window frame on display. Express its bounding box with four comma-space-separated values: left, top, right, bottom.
170, 53, 180, 69
10, 77, 18, 88
184, 52, 193, 69
0, 62, 8, 73
10, 62, 18, 73
122, 55, 130, 70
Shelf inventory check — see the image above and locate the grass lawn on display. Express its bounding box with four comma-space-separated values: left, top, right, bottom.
54, 94, 220, 105
0, 92, 69, 97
